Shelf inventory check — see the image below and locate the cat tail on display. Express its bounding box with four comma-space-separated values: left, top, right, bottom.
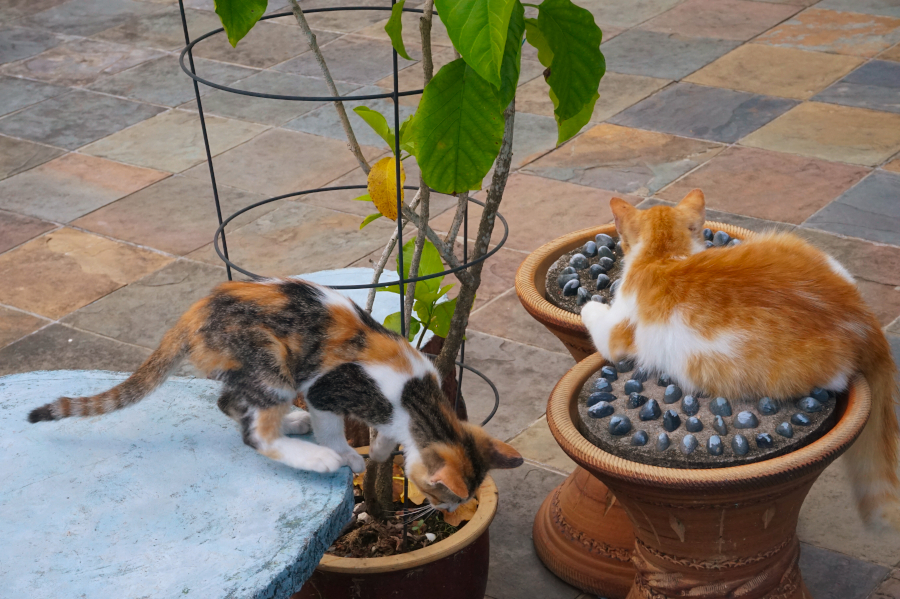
27, 309, 197, 423
846, 322, 900, 530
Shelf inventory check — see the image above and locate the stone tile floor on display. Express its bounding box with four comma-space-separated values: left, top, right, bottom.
1, 0, 899, 597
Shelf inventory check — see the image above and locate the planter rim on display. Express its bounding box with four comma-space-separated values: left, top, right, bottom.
316, 474, 497, 574
515, 220, 753, 338
547, 353, 871, 491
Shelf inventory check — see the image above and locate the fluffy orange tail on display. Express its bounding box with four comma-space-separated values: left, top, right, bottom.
28, 319, 191, 423
846, 323, 900, 529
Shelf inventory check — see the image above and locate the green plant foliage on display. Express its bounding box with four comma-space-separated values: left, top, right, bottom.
499, 1, 525, 107
359, 212, 383, 229
415, 58, 505, 194
214, 0, 268, 47
384, 0, 413, 60
399, 114, 417, 156
434, 0, 518, 88
353, 193, 372, 202
551, 89, 598, 144
383, 311, 421, 341
379, 237, 443, 298
423, 296, 458, 338
536, 0, 604, 121
353, 106, 396, 153
524, 17, 552, 67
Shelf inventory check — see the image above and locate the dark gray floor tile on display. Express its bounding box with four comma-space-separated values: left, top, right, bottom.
0, 90, 165, 150
813, 60, 900, 114
92, 8, 223, 52
0, 209, 55, 253
610, 82, 798, 143
802, 171, 900, 245
191, 20, 338, 69
0, 75, 66, 117
0, 26, 67, 64
638, 198, 797, 234
88, 55, 258, 107
799, 543, 889, 599
888, 333, 900, 369
816, 0, 900, 18
19, 0, 164, 37
0, 135, 64, 180
274, 34, 418, 85
487, 466, 581, 599
601, 30, 739, 80
62, 260, 226, 349
0, 0, 69, 23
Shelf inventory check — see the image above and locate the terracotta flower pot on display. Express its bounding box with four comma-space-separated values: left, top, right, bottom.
293, 475, 497, 599
514, 221, 751, 598
548, 354, 871, 599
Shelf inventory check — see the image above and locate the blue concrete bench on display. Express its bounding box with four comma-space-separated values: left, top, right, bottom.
0, 370, 353, 599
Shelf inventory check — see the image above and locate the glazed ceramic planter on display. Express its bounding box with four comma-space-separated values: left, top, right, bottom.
514, 222, 750, 598
293, 475, 497, 599
548, 354, 870, 599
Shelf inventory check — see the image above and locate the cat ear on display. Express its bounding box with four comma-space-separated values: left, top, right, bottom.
609, 197, 636, 235
484, 438, 524, 470
430, 464, 469, 499
677, 189, 706, 231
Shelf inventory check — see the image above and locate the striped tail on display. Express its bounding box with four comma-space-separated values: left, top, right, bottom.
845, 320, 900, 530
28, 320, 191, 423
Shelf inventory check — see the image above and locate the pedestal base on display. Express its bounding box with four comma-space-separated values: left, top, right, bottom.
533, 467, 635, 599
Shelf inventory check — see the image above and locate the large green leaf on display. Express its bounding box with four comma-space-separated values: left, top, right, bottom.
415, 58, 505, 194
378, 237, 444, 297
524, 17, 552, 68
538, 0, 604, 121
399, 113, 416, 156
434, 0, 517, 87
353, 106, 396, 153
551, 89, 598, 145
385, 0, 413, 60
498, 1, 525, 107
359, 212, 383, 229
429, 297, 458, 338
214, 0, 267, 47
384, 312, 421, 341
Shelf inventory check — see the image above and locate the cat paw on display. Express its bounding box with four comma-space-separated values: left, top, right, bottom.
343, 450, 366, 474
580, 300, 609, 328
302, 446, 345, 473
282, 410, 311, 435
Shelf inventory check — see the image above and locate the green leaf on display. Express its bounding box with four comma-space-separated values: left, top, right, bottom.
414, 300, 432, 328
384, 0, 413, 60
498, 1, 525, 107
524, 18, 552, 68
415, 58, 505, 194
214, 0, 267, 47
353, 193, 372, 202
429, 297, 458, 338
437, 283, 454, 298
551, 89, 598, 145
398, 237, 444, 298
360, 212, 383, 229
353, 106, 396, 153
434, 0, 517, 87
399, 113, 416, 156
383, 312, 421, 341
537, 0, 604, 121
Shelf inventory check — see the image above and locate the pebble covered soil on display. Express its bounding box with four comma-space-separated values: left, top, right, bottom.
575, 360, 838, 468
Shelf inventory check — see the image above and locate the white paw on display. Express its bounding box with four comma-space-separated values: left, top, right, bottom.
580, 300, 609, 329
343, 451, 366, 474
282, 410, 311, 435
301, 446, 345, 473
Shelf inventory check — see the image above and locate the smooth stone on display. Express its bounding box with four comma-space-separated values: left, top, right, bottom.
595, 233, 615, 249
563, 279, 580, 296
616, 358, 635, 372
681, 434, 699, 455
558, 272, 580, 288
593, 378, 613, 393
810, 387, 829, 402
705, 240, 714, 248
791, 413, 812, 426
709, 397, 733, 417
576, 286, 590, 306
734, 411, 760, 429
596, 273, 611, 290
756, 433, 775, 449
632, 366, 650, 382
597, 245, 615, 260
591, 294, 607, 303
713, 415, 728, 435
798, 397, 824, 413
583, 240, 598, 257
589, 264, 603, 280
656, 432, 670, 451
626, 392, 648, 409
707, 435, 724, 456
631, 430, 649, 446
732, 434, 750, 455
713, 230, 731, 246
615, 240, 623, 255
758, 396, 780, 415
624, 379, 643, 394
663, 384, 682, 404
609, 415, 632, 436
657, 373, 673, 387
609, 279, 621, 297
777, 422, 794, 438
597, 256, 615, 271
663, 409, 681, 432
569, 253, 589, 269
589, 401, 615, 419
681, 395, 699, 416
600, 365, 618, 381
639, 399, 662, 421
685, 417, 703, 432
587, 391, 616, 406
703, 228, 713, 241
729, 238, 742, 247
562, 266, 576, 275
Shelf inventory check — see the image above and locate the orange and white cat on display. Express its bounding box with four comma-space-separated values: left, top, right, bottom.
582, 190, 900, 528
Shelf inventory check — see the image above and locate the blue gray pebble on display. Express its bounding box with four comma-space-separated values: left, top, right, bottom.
598, 256, 615, 271
563, 279, 580, 296
594, 378, 612, 393
598, 245, 615, 260
657, 433, 670, 451
562, 266, 576, 275
589, 264, 603, 280
713, 231, 731, 246
626, 392, 648, 409
707, 435, 723, 456
589, 401, 614, 418
681, 395, 699, 416
583, 240, 598, 257
709, 397, 733, 417
776, 422, 794, 438
596, 274, 611, 290
624, 379, 643, 394
595, 233, 615, 249
663, 384, 682, 404
712, 415, 727, 435
600, 366, 617, 381
798, 397, 823, 413
663, 410, 681, 432
681, 434, 699, 455
632, 367, 650, 382
558, 272, 579, 288
609, 415, 632, 436
756, 433, 775, 449
810, 388, 829, 402
791, 413, 811, 426
569, 253, 589, 269
657, 373, 672, 386
576, 287, 590, 306
591, 294, 606, 303
616, 358, 635, 372
702, 228, 713, 241
587, 391, 615, 407
631, 430, 649, 446
685, 417, 703, 432
758, 397, 779, 415
610, 279, 621, 297
639, 399, 662, 421
732, 434, 750, 455
734, 411, 759, 429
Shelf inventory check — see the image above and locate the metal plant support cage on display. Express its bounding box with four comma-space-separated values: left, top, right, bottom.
177, 0, 506, 552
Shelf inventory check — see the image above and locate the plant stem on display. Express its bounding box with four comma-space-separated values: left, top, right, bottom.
364, 191, 422, 313
289, 0, 370, 174
434, 100, 516, 378
444, 192, 469, 245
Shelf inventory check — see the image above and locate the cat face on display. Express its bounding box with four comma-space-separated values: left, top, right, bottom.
407, 425, 523, 511
611, 190, 707, 258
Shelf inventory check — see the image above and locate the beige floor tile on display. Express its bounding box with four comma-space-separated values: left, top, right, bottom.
879, 42, 900, 61
510, 416, 577, 473
467, 290, 572, 355
0, 228, 172, 319
0, 306, 48, 350
756, 8, 900, 57
740, 102, 900, 166
640, 0, 800, 41
80, 110, 267, 173
353, 11, 453, 48
883, 158, 900, 173
686, 44, 863, 99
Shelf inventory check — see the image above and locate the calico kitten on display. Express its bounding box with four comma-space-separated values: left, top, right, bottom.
28, 278, 523, 511
582, 190, 900, 528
